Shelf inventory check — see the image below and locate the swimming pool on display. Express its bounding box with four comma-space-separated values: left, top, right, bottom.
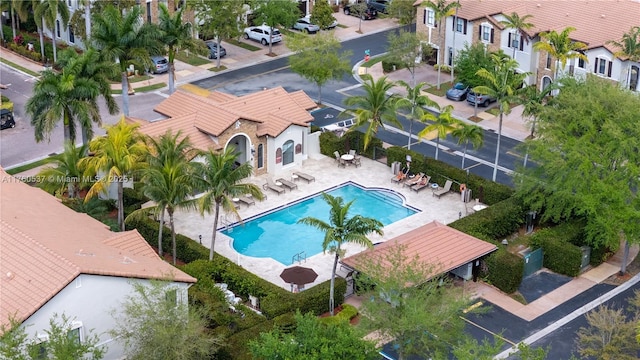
223, 182, 418, 265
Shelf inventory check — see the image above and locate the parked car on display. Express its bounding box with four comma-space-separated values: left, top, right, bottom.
293, 17, 320, 33
343, 3, 378, 20
326, 19, 339, 29
205, 41, 227, 59
367, 0, 390, 14
466, 90, 496, 107
149, 55, 168, 74
0, 109, 15, 130
243, 25, 282, 45
445, 82, 469, 101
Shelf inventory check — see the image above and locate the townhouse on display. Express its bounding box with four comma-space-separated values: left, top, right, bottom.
416, 0, 640, 92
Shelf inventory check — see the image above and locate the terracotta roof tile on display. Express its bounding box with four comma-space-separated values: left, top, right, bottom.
138, 113, 221, 151
207, 91, 238, 103
0, 168, 196, 326
342, 221, 497, 277
449, 0, 640, 53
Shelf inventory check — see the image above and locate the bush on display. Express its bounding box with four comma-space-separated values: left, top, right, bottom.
449, 197, 525, 243
530, 226, 583, 277
319, 130, 382, 161
382, 58, 404, 73
7, 42, 42, 63
486, 249, 523, 293
319, 303, 358, 326
433, 64, 451, 73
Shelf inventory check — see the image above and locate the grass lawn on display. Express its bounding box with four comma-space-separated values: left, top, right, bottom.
227, 39, 261, 52
128, 75, 152, 83
6, 157, 51, 175
209, 65, 228, 72
424, 81, 453, 97
486, 107, 500, 116
361, 56, 385, 68
175, 52, 210, 66
337, 24, 348, 29
112, 83, 166, 94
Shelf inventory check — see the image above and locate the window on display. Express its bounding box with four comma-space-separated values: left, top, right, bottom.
257, 144, 263, 168
30, 334, 49, 360
479, 25, 494, 43
454, 18, 467, 34
56, 20, 61, 38
594, 58, 612, 77
508, 33, 523, 51
282, 140, 294, 165
423, 9, 435, 26
546, 53, 552, 69
146, 2, 152, 23
578, 57, 585, 69
68, 26, 74, 43
165, 289, 177, 305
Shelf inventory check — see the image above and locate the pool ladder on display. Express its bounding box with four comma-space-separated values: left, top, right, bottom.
292, 251, 307, 264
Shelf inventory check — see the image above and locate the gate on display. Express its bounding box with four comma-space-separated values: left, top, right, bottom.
522, 248, 543, 278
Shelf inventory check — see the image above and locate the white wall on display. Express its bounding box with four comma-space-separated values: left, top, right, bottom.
268, 124, 308, 174
21, 275, 190, 360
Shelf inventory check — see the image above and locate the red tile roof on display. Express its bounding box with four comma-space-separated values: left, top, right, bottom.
138, 113, 223, 151
419, 0, 640, 54
341, 221, 497, 276
0, 168, 196, 326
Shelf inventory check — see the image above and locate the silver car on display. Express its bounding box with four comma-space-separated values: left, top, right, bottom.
293, 17, 321, 33
149, 56, 168, 74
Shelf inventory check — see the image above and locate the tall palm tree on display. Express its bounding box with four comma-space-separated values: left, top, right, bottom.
474, 53, 529, 181
90, 5, 162, 116
35, 0, 70, 63
499, 12, 534, 59
298, 193, 383, 315
37, 141, 88, 198
521, 83, 556, 139
157, 3, 205, 94
196, 148, 264, 261
82, 118, 148, 231
26, 67, 100, 144
451, 122, 483, 169
395, 81, 439, 150
533, 27, 588, 80
423, 0, 459, 90
132, 131, 200, 265
57, 48, 120, 145
343, 76, 402, 151
607, 26, 640, 90
417, 104, 456, 160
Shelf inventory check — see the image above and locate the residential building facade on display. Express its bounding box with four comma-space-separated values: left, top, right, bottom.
417, 0, 640, 92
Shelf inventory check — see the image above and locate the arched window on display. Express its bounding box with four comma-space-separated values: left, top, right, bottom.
257, 144, 264, 168
282, 140, 294, 165
541, 76, 552, 91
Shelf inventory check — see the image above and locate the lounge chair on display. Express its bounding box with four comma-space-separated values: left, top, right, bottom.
433, 180, 453, 198
238, 195, 255, 207
276, 178, 298, 191
263, 178, 285, 195
403, 173, 424, 188
411, 176, 432, 192
293, 171, 315, 183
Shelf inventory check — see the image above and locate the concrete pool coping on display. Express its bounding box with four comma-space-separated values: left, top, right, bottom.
172, 155, 478, 291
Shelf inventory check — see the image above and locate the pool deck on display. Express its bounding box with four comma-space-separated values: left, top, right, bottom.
172, 154, 477, 291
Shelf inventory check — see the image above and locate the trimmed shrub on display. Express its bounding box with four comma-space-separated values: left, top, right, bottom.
486, 249, 523, 293
382, 58, 404, 73
319, 130, 382, 160
319, 303, 358, 326
530, 226, 583, 277
449, 197, 525, 243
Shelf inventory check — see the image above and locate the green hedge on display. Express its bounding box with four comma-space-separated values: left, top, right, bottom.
485, 249, 523, 293
319, 130, 382, 160
382, 58, 405, 73
318, 303, 358, 326
386, 146, 513, 205
530, 225, 583, 277
449, 196, 526, 243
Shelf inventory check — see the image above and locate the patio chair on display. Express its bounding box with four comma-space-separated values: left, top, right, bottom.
338, 158, 347, 168
238, 195, 256, 207
293, 171, 315, 183
353, 156, 362, 168
276, 178, 298, 191
411, 175, 432, 192
333, 151, 341, 163
403, 173, 424, 188
263, 178, 285, 195
349, 149, 356, 156
433, 180, 453, 198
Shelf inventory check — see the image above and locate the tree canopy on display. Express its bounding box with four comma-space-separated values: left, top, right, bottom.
514, 76, 640, 271
386, 30, 427, 86
453, 43, 494, 88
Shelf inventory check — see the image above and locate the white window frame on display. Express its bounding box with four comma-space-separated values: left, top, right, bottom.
426, 9, 435, 26
455, 18, 464, 33
510, 33, 520, 49
595, 57, 608, 75
481, 25, 491, 42
68, 321, 84, 344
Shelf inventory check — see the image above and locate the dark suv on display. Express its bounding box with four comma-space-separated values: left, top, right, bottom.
367, 0, 390, 13
205, 41, 227, 59
343, 3, 378, 20
0, 109, 15, 130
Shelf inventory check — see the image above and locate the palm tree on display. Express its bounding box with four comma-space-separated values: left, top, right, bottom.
423, 0, 459, 90
298, 193, 383, 315
82, 118, 148, 231
343, 76, 402, 151
35, 0, 70, 63
130, 131, 200, 265
499, 12, 534, 59
521, 84, 556, 139
607, 26, 640, 90
395, 81, 439, 150
417, 104, 456, 160
157, 3, 205, 94
533, 27, 588, 80
26, 67, 100, 144
37, 141, 88, 198
197, 148, 264, 261
90, 5, 162, 116
451, 122, 483, 169
474, 53, 529, 181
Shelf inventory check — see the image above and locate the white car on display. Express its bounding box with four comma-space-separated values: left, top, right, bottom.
243, 25, 282, 45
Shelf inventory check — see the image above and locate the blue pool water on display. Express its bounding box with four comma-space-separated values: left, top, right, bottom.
223, 182, 418, 265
